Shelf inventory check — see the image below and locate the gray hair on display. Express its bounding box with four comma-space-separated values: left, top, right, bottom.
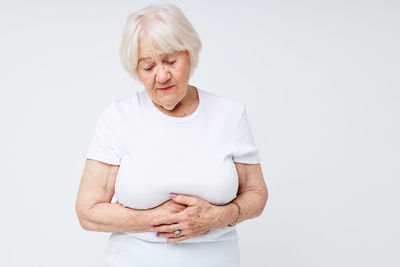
119, 4, 202, 80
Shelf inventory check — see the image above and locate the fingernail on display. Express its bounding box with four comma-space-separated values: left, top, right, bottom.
150, 222, 155, 226
166, 239, 170, 243
170, 193, 177, 199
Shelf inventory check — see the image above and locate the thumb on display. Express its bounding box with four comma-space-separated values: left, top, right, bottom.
170, 193, 198, 206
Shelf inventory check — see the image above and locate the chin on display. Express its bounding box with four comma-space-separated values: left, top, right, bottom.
157, 99, 177, 110
159, 96, 179, 107
164, 102, 180, 111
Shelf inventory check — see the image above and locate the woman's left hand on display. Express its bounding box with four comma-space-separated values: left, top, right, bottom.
148, 193, 223, 243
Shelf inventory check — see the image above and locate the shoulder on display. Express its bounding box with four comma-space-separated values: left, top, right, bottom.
199, 88, 245, 122
199, 88, 245, 113
100, 91, 141, 120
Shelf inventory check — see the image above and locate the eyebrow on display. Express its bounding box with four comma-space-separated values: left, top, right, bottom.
138, 57, 152, 63
138, 52, 178, 64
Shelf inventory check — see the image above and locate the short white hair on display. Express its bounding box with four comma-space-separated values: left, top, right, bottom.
119, 4, 202, 80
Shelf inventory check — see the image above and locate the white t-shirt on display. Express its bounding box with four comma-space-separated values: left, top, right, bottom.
86, 88, 260, 266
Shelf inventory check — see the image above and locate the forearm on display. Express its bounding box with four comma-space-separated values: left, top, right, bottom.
230, 189, 267, 225
77, 202, 152, 233
214, 190, 268, 228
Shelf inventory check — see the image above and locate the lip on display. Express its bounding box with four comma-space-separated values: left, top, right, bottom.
158, 85, 174, 90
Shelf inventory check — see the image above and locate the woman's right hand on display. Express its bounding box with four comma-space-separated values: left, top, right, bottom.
149, 199, 187, 222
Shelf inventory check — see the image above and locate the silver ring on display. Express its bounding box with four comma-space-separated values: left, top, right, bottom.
174, 224, 181, 236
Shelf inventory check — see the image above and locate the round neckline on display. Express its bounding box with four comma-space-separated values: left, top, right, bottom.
144, 86, 203, 123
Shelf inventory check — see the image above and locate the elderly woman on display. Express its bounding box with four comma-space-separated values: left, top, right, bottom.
75, 3, 268, 267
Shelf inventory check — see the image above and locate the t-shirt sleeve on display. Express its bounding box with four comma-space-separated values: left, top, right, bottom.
86, 101, 122, 165
233, 108, 260, 164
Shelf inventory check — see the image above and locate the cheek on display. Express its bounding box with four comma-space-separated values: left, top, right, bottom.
174, 65, 190, 82
140, 74, 155, 87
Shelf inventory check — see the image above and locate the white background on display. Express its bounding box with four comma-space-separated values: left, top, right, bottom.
1, 0, 399, 266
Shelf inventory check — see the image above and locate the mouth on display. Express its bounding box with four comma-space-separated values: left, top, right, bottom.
157, 85, 174, 91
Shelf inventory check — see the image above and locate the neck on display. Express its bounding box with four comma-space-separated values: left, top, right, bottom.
156, 85, 199, 117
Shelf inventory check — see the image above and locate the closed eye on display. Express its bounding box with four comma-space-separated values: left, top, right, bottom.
166, 60, 176, 65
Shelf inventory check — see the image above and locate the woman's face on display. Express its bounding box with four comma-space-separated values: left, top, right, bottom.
136, 37, 192, 112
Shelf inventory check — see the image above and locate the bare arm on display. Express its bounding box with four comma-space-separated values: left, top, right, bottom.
225, 162, 269, 225
75, 159, 185, 232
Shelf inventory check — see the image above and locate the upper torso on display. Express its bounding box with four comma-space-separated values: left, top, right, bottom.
90, 88, 245, 242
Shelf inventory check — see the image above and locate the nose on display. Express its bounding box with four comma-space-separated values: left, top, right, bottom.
155, 65, 171, 84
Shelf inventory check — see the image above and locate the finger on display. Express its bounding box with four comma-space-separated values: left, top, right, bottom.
163, 229, 209, 241
149, 224, 176, 233
202, 229, 210, 235
167, 234, 193, 243
156, 231, 186, 238
150, 214, 181, 226
170, 193, 199, 206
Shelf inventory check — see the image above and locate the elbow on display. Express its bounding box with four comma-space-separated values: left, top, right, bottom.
263, 186, 269, 207
77, 217, 91, 231
76, 214, 91, 231
75, 202, 93, 231
257, 187, 269, 217
76, 213, 94, 231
